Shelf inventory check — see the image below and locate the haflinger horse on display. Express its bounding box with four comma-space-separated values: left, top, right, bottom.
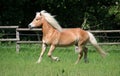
28, 10, 107, 64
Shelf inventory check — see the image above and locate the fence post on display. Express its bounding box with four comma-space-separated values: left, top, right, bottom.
16, 27, 20, 53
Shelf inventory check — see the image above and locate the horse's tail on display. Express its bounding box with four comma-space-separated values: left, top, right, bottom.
87, 31, 107, 57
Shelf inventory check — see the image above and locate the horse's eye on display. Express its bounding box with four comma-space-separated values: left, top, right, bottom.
36, 19, 39, 21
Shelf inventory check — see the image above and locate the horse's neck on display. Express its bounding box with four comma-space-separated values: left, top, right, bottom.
42, 21, 55, 36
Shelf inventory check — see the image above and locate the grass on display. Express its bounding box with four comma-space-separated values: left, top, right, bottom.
0, 44, 120, 76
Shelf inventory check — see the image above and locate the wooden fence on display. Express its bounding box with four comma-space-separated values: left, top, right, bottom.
0, 26, 120, 53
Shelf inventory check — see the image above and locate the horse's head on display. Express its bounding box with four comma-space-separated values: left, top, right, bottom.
28, 12, 44, 29
29, 10, 62, 32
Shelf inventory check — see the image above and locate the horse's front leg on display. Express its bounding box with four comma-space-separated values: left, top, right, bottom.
48, 45, 60, 61
36, 43, 46, 63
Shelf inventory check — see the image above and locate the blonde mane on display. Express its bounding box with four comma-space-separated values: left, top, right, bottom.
40, 10, 62, 32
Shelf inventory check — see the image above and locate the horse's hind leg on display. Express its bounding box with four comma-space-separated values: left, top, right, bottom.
83, 47, 89, 63
48, 45, 60, 61
75, 46, 83, 64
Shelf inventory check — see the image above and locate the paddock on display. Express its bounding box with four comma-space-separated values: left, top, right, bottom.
0, 26, 120, 76
0, 44, 120, 76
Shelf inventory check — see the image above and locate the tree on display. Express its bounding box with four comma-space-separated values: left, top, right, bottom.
0, 0, 119, 29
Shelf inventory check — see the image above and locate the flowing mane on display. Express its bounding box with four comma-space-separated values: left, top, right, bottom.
40, 10, 62, 32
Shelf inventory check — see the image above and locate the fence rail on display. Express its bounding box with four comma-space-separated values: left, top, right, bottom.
0, 26, 19, 42
0, 26, 120, 53
0, 26, 18, 28
89, 30, 120, 33
0, 39, 18, 41
17, 28, 42, 31
17, 41, 42, 44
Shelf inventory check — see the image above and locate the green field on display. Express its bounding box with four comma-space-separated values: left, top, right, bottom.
0, 44, 120, 76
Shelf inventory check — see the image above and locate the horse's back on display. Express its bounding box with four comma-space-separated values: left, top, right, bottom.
58, 28, 89, 46
62, 28, 88, 38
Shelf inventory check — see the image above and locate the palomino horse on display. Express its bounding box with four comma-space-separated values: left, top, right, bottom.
28, 10, 107, 64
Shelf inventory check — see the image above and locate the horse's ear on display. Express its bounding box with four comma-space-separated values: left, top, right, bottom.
40, 13, 41, 16
53, 15, 56, 17
36, 12, 40, 16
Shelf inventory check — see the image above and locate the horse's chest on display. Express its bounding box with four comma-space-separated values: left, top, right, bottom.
43, 34, 59, 45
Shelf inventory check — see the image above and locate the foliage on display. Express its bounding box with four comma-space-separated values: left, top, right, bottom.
0, 0, 120, 29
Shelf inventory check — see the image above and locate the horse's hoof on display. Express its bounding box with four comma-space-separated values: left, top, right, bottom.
75, 62, 78, 64
36, 61, 41, 64
54, 57, 60, 61
84, 59, 89, 63
84, 60, 89, 63
56, 58, 60, 61
75, 61, 79, 64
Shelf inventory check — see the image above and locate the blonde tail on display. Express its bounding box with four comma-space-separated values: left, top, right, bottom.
87, 31, 107, 57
